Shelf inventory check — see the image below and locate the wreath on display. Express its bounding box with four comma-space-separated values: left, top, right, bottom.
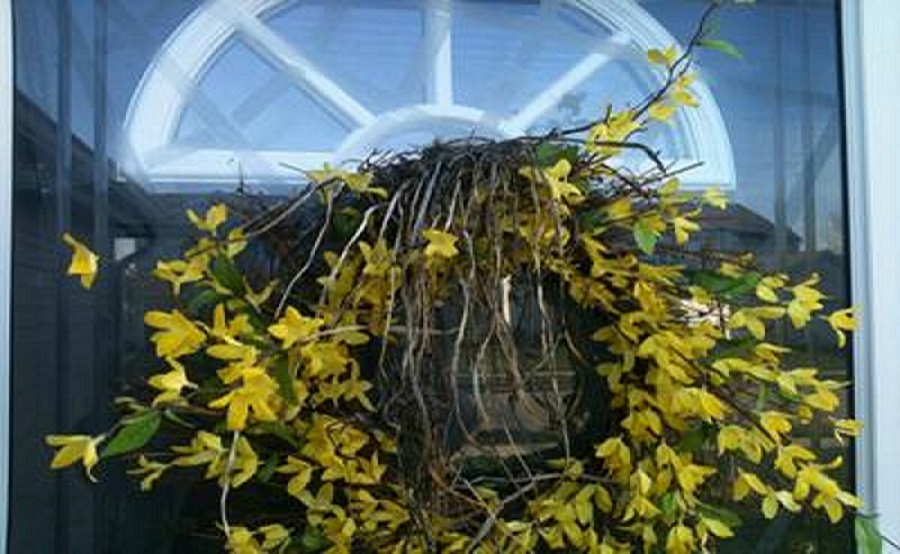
48, 4, 861, 553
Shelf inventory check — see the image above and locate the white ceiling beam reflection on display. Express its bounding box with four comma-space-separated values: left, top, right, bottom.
424, 0, 453, 106
498, 31, 630, 136
227, 3, 376, 129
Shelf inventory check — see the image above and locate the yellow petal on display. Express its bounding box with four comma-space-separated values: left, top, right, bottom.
762, 494, 779, 519
226, 396, 249, 431
46, 434, 102, 481
703, 518, 734, 539
703, 187, 729, 210
422, 229, 459, 259
647, 45, 678, 67
267, 306, 324, 349
62, 233, 99, 289
187, 203, 228, 233
648, 102, 677, 122
827, 307, 856, 348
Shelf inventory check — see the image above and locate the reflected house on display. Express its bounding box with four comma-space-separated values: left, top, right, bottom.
12, 91, 216, 553
698, 203, 801, 254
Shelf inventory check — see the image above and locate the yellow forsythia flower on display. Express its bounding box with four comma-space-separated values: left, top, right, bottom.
144, 309, 206, 358
45, 434, 103, 481
587, 110, 641, 157
268, 306, 324, 349
152, 258, 206, 296
307, 164, 387, 198
277, 456, 315, 500
225, 527, 263, 554
62, 233, 98, 289
208, 370, 279, 430
147, 358, 195, 406
126, 455, 169, 491
826, 307, 857, 348
665, 524, 694, 554
230, 435, 259, 488
833, 418, 863, 444
258, 524, 291, 550
647, 45, 678, 67
787, 274, 825, 329
422, 228, 459, 259
648, 101, 677, 122
703, 186, 729, 210
186, 203, 228, 234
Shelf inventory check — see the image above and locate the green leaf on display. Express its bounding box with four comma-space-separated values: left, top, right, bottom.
577, 210, 607, 234
724, 272, 762, 298
257, 454, 281, 483
697, 502, 743, 529
535, 143, 579, 167
272, 357, 299, 406
252, 421, 300, 449
689, 270, 761, 298
185, 288, 222, 318
677, 426, 707, 453
211, 255, 246, 295
297, 526, 331, 553
710, 337, 756, 361
633, 220, 659, 255
689, 270, 733, 293
697, 38, 743, 59
162, 409, 196, 429
332, 207, 362, 240
856, 515, 883, 554
660, 492, 679, 516
101, 411, 162, 458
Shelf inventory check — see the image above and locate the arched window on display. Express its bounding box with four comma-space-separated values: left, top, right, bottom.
123, 0, 734, 188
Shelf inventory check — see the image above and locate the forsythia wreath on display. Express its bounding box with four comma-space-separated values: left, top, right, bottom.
48, 4, 861, 552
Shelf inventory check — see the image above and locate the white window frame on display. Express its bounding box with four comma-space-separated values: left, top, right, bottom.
0, 0, 12, 551
0, 0, 896, 551
842, 0, 900, 543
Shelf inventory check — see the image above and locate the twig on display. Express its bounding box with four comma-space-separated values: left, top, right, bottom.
219, 430, 241, 540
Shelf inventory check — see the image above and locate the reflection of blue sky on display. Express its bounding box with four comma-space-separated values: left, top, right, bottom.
14, 0, 844, 252
643, 1, 844, 251
266, 1, 425, 115
176, 38, 350, 151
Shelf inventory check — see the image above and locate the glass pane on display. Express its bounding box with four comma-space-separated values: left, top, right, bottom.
10, 0, 849, 552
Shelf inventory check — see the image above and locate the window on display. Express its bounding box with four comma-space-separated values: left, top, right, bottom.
8, 1, 850, 551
